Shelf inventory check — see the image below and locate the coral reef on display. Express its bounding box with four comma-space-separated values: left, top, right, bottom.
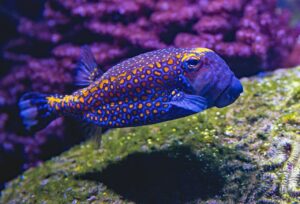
0, 0, 299, 188
1, 66, 300, 203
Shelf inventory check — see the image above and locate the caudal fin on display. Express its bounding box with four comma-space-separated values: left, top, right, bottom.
19, 92, 56, 132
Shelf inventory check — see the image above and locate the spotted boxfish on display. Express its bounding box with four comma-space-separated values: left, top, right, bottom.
19, 47, 243, 133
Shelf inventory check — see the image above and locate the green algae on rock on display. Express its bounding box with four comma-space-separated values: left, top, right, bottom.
1, 67, 300, 203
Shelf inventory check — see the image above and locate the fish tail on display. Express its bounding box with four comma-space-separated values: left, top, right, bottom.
19, 92, 58, 132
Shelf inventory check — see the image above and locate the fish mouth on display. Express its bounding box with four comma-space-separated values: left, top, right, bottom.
214, 76, 243, 108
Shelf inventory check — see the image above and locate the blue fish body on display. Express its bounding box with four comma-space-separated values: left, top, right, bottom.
19, 47, 243, 131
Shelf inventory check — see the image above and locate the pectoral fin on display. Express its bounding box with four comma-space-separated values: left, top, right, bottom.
166, 91, 207, 113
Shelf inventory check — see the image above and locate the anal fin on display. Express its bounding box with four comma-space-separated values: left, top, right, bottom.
83, 122, 103, 148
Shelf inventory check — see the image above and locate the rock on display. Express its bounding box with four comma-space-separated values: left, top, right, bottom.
1, 67, 300, 203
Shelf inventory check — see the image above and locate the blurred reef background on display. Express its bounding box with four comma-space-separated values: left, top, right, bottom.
0, 0, 300, 199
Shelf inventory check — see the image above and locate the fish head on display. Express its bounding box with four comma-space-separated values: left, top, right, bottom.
180, 48, 243, 108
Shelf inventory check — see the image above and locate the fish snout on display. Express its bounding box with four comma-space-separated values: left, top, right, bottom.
215, 77, 243, 108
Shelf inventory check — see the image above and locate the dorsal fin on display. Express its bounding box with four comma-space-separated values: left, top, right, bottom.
75, 45, 104, 86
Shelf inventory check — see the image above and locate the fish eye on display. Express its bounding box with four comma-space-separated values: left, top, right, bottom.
182, 58, 202, 71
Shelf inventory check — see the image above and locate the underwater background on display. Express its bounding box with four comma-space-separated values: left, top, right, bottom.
0, 0, 300, 203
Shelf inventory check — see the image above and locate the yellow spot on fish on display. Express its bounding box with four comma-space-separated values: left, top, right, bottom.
146, 70, 151, 75
155, 102, 161, 107
79, 97, 84, 103
146, 102, 151, 107
163, 67, 169, 72
82, 90, 89, 97
156, 79, 163, 84
120, 79, 125, 84
90, 87, 98, 93
141, 74, 145, 79
127, 75, 132, 81
154, 71, 161, 76
55, 104, 60, 110
119, 72, 127, 77
149, 64, 154, 68
192, 47, 212, 53
110, 76, 117, 81
153, 109, 158, 114
136, 87, 141, 93
129, 104, 133, 108
156, 62, 161, 68
167, 59, 174, 65
134, 78, 139, 83
87, 97, 93, 104
138, 103, 143, 109
99, 79, 109, 89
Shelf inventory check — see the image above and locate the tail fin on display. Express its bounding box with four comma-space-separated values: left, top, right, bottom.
19, 92, 56, 132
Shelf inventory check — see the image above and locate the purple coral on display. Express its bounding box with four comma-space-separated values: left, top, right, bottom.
0, 0, 299, 188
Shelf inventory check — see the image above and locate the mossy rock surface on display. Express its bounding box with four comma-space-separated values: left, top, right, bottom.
1, 67, 300, 204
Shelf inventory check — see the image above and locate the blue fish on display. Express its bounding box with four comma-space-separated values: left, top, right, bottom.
19, 47, 243, 132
